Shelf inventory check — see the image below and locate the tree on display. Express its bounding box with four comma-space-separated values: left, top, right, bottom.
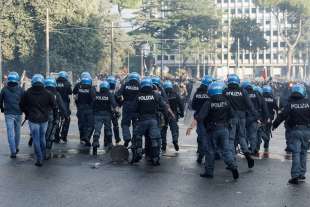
256, 0, 310, 79
130, 0, 219, 68
230, 17, 268, 53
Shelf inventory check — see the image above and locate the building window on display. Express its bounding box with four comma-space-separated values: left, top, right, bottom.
273, 54, 278, 59
217, 43, 222, 48
238, 8, 243, 14
266, 54, 271, 59
265, 31, 271, 36
252, 8, 256, 13
280, 42, 286, 47
231, 0, 236, 3
259, 54, 264, 59
224, 9, 228, 13
170, 55, 175, 60
164, 55, 168, 60
273, 31, 278, 36
217, 0, 221, 3
245, 54, 250, 59
245, 8, 250, 14
266, 20, 271, 25
157, 55, 161, 60
231, 9, 236, 14
224, 54, 228, 59
238, 0, 243, 2
259, 7, 264, 13
224, 0, 228, 3
266, 8, 271, 12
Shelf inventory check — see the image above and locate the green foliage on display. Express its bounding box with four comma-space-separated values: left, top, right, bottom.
0, 0, 131, 76
230, 17, 268, 52
130, 0, 219, 66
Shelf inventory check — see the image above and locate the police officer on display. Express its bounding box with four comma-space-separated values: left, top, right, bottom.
272, 83, 310, 184
161, 80, 184, 151
242, 81, 269, 155
20, 74, 57, 167
44, 77, 68, 159
116, 72, 140, 147
73, 72, 96, 146
223, 74, 257, 168
194, 82, 239, 179
92, 81, 117, 155
0, 72, 24, 158
55, 71, 72, 143
130, 78, 175, 166
191, 75, 212, 163
107, 75, 121, 144
261, 85, 278, 151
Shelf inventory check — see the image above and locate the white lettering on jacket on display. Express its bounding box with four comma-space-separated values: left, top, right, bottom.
195, 94, 209, 99
291, 103, 310, 109
125, 85, 139, 90
226, 91, 242, 96
78, 89, 90, 93
211, 102, 227, 108
138, 95, 155, 101
96, 96, 109, 101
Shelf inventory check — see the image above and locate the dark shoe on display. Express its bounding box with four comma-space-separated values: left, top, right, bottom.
200, 173, 213, 179
16, 149, 19, 154
35, 161, 43, 167
231, 168, 239, 180
299, 175, 306, 181
197, 154, 203, 164
161, 144, 167, 152
152, 159, 160, 166
84, 141, 91, 147
10, 153, 17, 159
54, 138, 60, 144
61, 137, 67, 143
115, 138, 121, 144
93, 147, 98, 156
245, 153, 255, 168
28, 137, 33, 147
173, 142, 179, 151
124, 140, 131, 148
288, 178, 299, 185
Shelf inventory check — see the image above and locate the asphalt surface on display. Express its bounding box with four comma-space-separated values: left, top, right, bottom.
0, 114, 309, 207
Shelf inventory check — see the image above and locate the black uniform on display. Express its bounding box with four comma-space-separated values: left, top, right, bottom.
92, 90, 117, 149
73, 82, 96, 145
191, 84, 209, 161
273, 94, 310, 181
161, 88, 184, 151
55, 77, 72, 142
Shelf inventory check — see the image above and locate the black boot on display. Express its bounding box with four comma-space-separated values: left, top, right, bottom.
231, 168, 239, 180
28, 137, 33, 147
200, 172, 213, 178
124, 140, 131, 147
173, 141, 179, 151
161, 144, 167, 152
93, 147, 98, 156
244, 152, 255, 168
197, 154, 203, 164
288, 177, 299, 185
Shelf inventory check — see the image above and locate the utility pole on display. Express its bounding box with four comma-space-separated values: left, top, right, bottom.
46, 8, 50, 77
140, 46, 144, 77
127, 51, 130, 73
0, 33, 2, 87
237, 38, 240, 74
110, 21, 114, 75
203, 48, 206, 77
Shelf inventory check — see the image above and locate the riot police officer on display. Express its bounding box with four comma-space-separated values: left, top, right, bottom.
130, 78, 175, 166
272, 83, 310, 184
195, 82, 239, 179
242, 81, 269, 155
107, 75, 121, 144
44, 77, 68, 159
223, 74, 257, 168
116, 72, 140, 147
161, 80, 184, 151
73, 72, 96, 146
261, 85, 278, 151
55, 71, 72, 143
92, 81, 117, 155
191, 75, 212, 163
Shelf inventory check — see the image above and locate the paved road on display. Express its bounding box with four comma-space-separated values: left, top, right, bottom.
0, 115, 309, 207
